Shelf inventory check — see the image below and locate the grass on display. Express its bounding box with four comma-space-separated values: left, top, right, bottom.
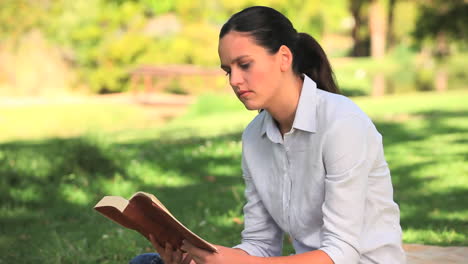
0, 90, 467, 263
0, 103, 162, 141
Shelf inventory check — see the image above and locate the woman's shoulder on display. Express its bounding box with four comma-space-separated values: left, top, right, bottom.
317, 90, 372, 125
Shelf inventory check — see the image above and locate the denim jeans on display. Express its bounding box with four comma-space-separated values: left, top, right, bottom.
129, 253, 164, 264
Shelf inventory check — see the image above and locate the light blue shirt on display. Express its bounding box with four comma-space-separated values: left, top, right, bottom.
233, 75, 405, 264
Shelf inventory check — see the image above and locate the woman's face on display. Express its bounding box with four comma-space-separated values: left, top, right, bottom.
218, 31, 283, 110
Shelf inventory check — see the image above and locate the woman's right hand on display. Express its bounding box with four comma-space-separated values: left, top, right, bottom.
149, 234, 194, 264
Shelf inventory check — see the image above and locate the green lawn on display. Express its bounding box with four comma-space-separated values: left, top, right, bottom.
0, 90, 467, 263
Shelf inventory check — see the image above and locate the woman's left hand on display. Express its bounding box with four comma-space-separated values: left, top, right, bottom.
180, 241, 249, 264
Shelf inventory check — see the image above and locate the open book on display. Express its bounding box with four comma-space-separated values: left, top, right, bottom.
94, 191, 217, 253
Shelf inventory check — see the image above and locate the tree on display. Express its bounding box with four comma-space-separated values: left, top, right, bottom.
413, 0, 468, 92
349, 0, 404, 56
349, 0, 369, 56
413, 0, 468, 56
0, 0, 49, 43
386, 0, 397, 48
369, 0, 387, 58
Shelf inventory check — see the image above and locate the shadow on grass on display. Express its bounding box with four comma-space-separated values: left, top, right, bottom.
340, 87, 369, 97
374, 109, 468, 245
0, 132, 246, 263
0, 109, 467, 262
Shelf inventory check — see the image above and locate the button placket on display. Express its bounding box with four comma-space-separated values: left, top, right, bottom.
283, 134, 293, 233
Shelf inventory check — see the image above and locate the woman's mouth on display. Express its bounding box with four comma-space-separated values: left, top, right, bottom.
238, 90, 251, 99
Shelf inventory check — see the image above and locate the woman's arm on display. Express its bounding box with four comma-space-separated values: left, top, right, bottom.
318, 114, 380, 264
233, 154, 284, 257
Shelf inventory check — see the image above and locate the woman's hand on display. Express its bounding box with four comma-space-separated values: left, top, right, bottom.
180, 241, 249, 264
149, 234, 195, 264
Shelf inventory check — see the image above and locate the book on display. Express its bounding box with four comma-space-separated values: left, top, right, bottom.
94, 191, 217, 253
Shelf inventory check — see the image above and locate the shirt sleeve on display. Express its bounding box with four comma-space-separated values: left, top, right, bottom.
233, 154, 284, 257
319, 115, 380, 264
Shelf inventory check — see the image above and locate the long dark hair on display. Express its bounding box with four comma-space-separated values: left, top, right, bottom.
219, 6, 340, 94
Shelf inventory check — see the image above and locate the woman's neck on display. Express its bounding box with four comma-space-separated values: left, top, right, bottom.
266, 74, 303, 136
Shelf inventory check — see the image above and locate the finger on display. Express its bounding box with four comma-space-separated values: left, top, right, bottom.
154, 243, 163, 254
151, 238, 169, 262
182, 253, 193, 264
165, 242, 174, 261
150, 236, 172, 263
172, 249, 183, 264
149, 234, 162, 252
180, 240, 192, 252
182, 240, 208, 257
182, 240, 215, 264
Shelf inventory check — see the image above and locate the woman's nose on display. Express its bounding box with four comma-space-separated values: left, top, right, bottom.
229, 69, 243, 87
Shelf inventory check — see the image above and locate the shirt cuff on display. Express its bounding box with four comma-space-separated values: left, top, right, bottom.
320, 238, 360, 264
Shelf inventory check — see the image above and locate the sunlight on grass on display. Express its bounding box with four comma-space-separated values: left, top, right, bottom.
9, 185, 43, 202
59, 183, 92, 205
354, 90, 468, 117
404, 228, 467, 245
0, 205, 34, 219
208, 214, 244, 228
131, 166, 198, 187
429, 209, 468, 222
0, 103, 160, 142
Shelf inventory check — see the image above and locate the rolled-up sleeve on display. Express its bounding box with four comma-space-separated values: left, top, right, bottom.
319, 115, 380, 264
233, 155, 284, 257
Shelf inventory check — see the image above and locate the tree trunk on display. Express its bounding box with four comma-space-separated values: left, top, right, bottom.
387, 0, 396, 49
372, 72, 386, 96
369, 0, 387, 58
435, 69, 448, 92
349, 0, 368, 56
434, 32, 449, 92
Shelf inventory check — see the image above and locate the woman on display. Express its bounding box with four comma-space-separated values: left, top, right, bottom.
130, 6, 405, 264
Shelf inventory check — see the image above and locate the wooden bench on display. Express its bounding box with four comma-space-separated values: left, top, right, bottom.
129, 65, 224, 94
404, 244, 468, 263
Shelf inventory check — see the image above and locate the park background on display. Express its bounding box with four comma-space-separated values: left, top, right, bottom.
0, 0, 467, 263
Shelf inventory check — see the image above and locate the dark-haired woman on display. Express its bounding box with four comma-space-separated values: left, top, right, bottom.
130, 6, 405, 264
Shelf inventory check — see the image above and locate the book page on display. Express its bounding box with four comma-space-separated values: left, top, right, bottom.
94, 196, 129, 213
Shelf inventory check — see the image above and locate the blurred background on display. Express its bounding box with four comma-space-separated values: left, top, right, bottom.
0, 0, 466, 98
0, 0, 467, 263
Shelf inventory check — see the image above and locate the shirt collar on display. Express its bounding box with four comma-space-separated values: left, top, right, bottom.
292, 75, 317, 133
261, 112, 282, 143
260, 75, 317, 142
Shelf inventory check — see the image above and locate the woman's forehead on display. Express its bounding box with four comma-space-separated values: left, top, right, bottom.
219, 32, 255, 51
218, 31, 265, 62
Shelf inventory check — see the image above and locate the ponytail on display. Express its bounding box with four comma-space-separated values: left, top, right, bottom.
293, 33, 340, 94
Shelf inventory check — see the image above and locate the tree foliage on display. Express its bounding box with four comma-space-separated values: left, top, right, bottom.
0, 0, 463, 94
413, 0, 468, 42
0, 0, 49, 42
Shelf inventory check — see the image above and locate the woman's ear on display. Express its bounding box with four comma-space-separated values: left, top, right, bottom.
279, 45, 293, 72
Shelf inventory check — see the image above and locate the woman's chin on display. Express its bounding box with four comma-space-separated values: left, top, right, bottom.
239, 97, 264, 111
242, 102, 262, 111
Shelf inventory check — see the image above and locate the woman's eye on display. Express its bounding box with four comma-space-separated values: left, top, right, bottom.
239, 63, 250, 70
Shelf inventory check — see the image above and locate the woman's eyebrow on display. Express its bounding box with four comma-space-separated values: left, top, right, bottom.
220, 55, 250, 69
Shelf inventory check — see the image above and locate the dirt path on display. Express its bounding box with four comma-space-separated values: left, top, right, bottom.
0, 93, 195, 120
0, 93, 194, 106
